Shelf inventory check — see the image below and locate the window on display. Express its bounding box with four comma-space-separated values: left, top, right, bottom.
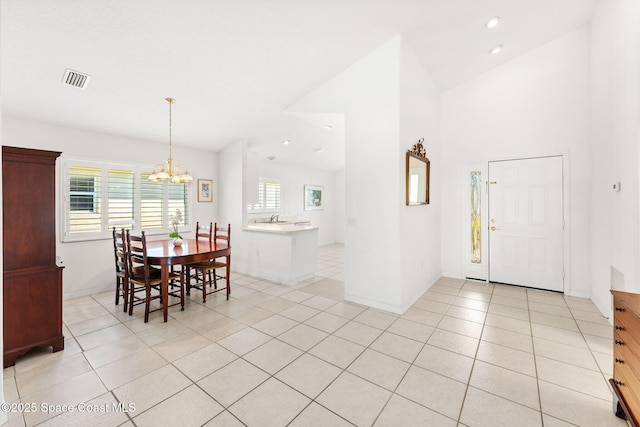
108, 169, 135, 230
140, 172, 165, 229
168, 181, 189, 226
68, 167, 101, 233
61, 159, 191, 241
248, 178, 281, 212
70, 174, 98, 213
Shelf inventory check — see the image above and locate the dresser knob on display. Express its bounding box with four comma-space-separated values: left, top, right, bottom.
616, 326, 624, 331
616, 307, 624, 312
616, 358, 624, 364
615, 380, 623, 386
616, 340, 624, 345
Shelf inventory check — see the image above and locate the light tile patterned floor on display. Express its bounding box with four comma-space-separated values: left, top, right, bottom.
2, 244, 626, 426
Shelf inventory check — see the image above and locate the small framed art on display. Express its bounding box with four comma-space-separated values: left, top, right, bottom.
304, 185, 324, 210
198, 179, 213, 202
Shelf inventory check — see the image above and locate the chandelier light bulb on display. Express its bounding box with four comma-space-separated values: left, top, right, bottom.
485, 16, 500, 30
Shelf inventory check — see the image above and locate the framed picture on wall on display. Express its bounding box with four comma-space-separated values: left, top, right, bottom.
304, 185, 324, 210
198, 179, 213, 202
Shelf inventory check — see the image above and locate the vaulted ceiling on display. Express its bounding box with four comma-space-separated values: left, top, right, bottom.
1, 0, 595, 171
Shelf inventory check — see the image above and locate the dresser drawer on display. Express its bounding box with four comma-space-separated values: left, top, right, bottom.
614, 365, 640, 422
614, 293, 640, 319
614, 329, 640, 377
616, 360, 640, 403
615, 303, 640, 337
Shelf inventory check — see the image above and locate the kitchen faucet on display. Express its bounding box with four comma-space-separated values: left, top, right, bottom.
270, 214, 279, 223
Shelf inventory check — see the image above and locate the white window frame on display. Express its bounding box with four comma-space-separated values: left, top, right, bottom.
60, 157, 192, 242
247, 178, 282, 214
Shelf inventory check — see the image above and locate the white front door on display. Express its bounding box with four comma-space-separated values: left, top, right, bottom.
488, 156, 564, 292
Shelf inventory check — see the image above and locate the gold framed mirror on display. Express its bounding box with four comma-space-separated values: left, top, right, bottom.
406, 138, 430, 205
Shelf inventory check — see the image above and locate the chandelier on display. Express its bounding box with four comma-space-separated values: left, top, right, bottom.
148, 97, 193, 183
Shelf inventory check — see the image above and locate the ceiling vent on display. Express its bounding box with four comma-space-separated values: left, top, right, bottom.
62, 68, 91, 90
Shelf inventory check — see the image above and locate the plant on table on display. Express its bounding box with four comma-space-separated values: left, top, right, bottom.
169, 209, 183, 239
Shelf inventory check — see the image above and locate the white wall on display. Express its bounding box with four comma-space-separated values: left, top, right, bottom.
398, 37, 442, 309
440, 27, 591, 297
217, 139, 250, 276
290, 35, 442, 313
589, 0, 640, 315
333, 169, 345, 244
217, 139, 245, 229
1, 117, 218, 299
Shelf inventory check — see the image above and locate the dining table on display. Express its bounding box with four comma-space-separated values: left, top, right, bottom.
144, 238, 231, 322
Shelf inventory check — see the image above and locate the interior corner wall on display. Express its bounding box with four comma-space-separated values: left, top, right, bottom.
217, 139, 249, 273
333, 169, 345, 244
589, 0, 640, 316
217, 139, 245, 228
289, 36, 405, 311
1, 116, 219, 299
440, 27, 591, 297
398, 38, 442, 310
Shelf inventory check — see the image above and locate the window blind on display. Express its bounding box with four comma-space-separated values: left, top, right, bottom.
61, 159, 191, 241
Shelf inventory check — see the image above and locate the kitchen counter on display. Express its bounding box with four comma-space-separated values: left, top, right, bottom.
242, 222, 318, 285
244, 222, 318, 233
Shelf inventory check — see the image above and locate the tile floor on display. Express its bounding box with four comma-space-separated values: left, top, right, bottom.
2, 244, 627, 426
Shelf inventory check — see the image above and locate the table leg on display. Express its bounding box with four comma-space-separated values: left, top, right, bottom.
226, 254, 231, 299
161, 264, 169, 322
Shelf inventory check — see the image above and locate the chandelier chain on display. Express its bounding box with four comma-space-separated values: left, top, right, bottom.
147, 97, 192, 183
167, 97, 174, 169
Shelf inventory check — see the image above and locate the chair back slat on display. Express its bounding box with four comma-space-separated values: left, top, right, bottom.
214, 223, 231, 245
126, 230, 151, 281
113, 227, 127, 275
195, 221, 213, 242
112, 227, 130, 310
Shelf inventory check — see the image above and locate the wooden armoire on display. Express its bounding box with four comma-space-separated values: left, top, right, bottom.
2, 146, 64, 367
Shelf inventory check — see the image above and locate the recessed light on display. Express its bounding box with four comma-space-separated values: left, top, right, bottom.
314, 148, 324, 153
323, 124, 333, 130
267, 156, 275, 160
282, 139, 290, 145
485, 16, 500, 30
489, 45, 503, 55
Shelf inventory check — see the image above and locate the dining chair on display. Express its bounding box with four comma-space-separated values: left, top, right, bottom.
112, 227, 129, 312
184, 222, 212, 302
126, 230, 185, 322
186, 222, 231, 303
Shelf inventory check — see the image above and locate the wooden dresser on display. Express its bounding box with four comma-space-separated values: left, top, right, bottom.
2, 146, 64, 367
611, 290, 640, 426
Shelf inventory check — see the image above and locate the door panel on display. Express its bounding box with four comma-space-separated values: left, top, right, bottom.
488, 156, 563, 292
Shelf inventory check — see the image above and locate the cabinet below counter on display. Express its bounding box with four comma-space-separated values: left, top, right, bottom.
242, 225, 318, 285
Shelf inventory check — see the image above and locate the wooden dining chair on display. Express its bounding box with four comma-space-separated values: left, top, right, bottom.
126, 230, 185, 322
186, 222, 231, 303
112, 227, 129, 312
184, 221, 212, 301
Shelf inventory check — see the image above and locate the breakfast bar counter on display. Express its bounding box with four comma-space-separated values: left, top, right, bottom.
243, 223, 318, 285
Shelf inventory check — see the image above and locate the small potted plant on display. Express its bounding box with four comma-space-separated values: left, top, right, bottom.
169, 209, 183, 246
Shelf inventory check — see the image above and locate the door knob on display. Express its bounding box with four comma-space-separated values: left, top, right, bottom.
491, 226, 500, 231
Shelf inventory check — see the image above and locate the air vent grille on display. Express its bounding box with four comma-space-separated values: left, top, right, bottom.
62, 69, 91, 90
